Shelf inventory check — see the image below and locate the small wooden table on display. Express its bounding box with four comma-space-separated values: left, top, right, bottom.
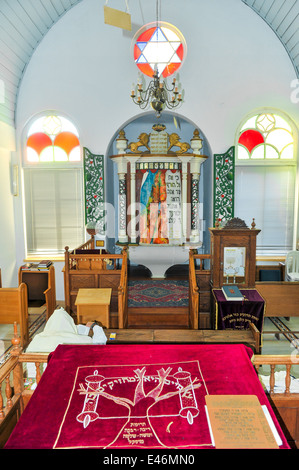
75, 288, 112, 327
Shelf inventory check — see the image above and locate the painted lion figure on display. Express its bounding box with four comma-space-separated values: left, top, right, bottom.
128, 133, 150, 153
168, 133, 190, 154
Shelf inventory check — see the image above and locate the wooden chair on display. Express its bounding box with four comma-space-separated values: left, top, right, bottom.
0, 283, 29, 348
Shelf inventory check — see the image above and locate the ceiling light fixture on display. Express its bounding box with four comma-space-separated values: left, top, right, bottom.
131, 69, 183, 118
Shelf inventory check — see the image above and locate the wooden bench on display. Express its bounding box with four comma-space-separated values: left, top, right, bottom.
0, 283, 28, 348
104, 324, 261, 353
63, 238, 128, 328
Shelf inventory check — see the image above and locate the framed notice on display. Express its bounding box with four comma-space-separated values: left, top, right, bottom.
223, 246, 246, 279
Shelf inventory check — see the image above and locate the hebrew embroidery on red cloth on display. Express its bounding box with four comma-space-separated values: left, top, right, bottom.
54, 360, 212, 449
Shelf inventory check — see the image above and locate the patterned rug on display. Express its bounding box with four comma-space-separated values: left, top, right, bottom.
128, 280, 189, 308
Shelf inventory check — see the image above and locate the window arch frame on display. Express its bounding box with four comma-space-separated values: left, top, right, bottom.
21, 111, 85, 257
22, 110, 83, 169
235, 108, 298, 167
234, 108, 299, 256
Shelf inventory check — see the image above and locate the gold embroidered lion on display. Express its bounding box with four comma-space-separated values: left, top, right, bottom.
168, 133, 190, 154
128, 133, 150, 153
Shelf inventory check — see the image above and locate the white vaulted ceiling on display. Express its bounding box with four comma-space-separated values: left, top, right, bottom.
0, 0, 298, 128
0, 0, 82, 127
241, 0, 299, 77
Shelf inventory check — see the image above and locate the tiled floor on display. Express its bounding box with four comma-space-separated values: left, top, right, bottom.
262, 317, 299, 354
258, 317, 299, 378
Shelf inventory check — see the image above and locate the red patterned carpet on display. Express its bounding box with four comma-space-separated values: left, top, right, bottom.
128, 280, 189, 308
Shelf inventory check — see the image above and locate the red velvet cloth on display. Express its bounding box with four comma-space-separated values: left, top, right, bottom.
214, 289, 265, 331
5, 344, 289, 449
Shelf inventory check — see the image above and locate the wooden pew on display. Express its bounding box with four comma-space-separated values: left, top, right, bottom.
104, 324, 261, 353
63, 240, 128, 328
0, 283, 29, 348
256, 281, 299, 317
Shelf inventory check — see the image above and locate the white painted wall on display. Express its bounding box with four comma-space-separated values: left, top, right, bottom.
10, 0, 299, 299
0, 121, 17, 286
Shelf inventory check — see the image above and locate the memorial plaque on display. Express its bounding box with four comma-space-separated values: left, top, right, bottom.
205, 395, 279, 449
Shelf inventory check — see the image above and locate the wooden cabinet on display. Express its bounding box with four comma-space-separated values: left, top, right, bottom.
196, 270, 211, 328
18, 265, 56, 319
209, 218, 260, 289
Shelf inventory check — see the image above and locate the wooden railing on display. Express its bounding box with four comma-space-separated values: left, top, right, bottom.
74, 236, 95, 251
189, 249, 199, 329
65, 248, 122, 271
253, 355, 299, 395
118, 247, 128, 328
253, 354, 299, 448
0, 323, 48, 448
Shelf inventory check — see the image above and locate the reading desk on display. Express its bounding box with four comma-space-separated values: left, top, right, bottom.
212, 288, 265, 333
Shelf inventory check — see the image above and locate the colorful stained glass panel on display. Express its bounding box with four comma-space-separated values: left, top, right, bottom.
133, 23, 186, 78
54, 132, 80, 155
238, 129, 264, 153
265, 129, 293, 152
26, 115, 81, 163
27, 133, 52, 155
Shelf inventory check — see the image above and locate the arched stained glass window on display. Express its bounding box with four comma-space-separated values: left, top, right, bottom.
23, 113, 84, 255
26, 115, 81, 163
235, 111, 297, 256
133, 22, 186, 78
237, 113, 294, 161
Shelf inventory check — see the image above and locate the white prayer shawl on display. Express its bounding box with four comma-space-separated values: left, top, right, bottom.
26, 307, 93, 352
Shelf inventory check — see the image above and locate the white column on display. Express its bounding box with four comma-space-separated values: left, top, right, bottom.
178, 156, 193, 243
181, 162, 188, 242
189, 155, 208, 243
110, 156, 128, 244
118, 172, 128, 243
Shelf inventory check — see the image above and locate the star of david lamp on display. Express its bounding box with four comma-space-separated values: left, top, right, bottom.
130, 21, 186, 117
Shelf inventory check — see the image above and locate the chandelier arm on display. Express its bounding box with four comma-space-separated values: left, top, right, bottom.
131, 97, 150, 109
139, 87, 154, 106
132, 86, 158, 108
164, 99, 182, 110
162, 82, 176, 93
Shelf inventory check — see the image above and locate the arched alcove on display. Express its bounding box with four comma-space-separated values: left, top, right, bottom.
105, 111, 213, 276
